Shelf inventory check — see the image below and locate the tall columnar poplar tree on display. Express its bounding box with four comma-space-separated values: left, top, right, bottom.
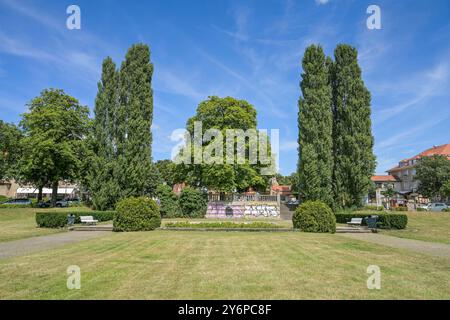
88, 44, 158, 210
297, 45, 333, 206
332, 44, 376, 208
118, 43, 156, 197
89, 57, 121, 210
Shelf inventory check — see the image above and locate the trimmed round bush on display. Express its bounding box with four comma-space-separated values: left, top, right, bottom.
156, 185, 182, 218
178, 187, 207, 218
113, 197, 161, 232
293, 200, 336, 233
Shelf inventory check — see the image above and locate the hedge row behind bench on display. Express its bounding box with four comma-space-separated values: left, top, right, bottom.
36, 211, 116, 228
334, 212, 408, 229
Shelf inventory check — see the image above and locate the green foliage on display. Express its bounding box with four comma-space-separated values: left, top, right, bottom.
177, 96, 271, 193
334, 212, 408, 229
88, 57, 122, 211
417, 208, 427, 212
164, 221, 281, 229
363, 205, 384, 211
415, 155, 450, 200
332, 44, 376, 208
19, 89, 89, 204
113, 197, 161, 232
298, 45, 333, 206
381, 187, 396, 199
155, 160, 177, 187
0, 195, 9, 203
392, 206, 408, 212
0, 204, 32, 209
35, 211, 116, 228
0, 120, 23, 180
156, 184, 182, 218
178, 187, 207, 218
441, 180, 450, 197
292, 201, 336, 233
87, 44, 156, 210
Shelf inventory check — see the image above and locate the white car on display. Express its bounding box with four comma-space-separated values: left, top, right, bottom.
427, 203, 448, 212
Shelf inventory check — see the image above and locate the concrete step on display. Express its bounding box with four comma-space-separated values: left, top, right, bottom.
70, 225, 113, 231
336, 227, 374, 233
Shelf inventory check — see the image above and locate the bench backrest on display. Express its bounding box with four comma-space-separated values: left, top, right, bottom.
350, 218, 363, 223
80, 216, 94, 221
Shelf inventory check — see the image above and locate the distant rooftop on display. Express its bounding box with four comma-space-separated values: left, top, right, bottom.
388, 143, 450, 172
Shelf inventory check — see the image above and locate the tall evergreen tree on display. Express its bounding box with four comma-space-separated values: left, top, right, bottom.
297, 45, 334, 206
89, 57, 121, 210
332, 44, 376, 208
118, 43, 156, 197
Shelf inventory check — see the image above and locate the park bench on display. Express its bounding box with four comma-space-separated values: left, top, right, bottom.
80, 216, 98, 225
347, 218, 363, 226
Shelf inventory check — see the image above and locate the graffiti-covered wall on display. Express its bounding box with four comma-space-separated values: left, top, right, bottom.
206, 201, 280, 218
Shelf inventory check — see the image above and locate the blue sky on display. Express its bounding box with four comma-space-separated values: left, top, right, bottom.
0, 0, 449, 175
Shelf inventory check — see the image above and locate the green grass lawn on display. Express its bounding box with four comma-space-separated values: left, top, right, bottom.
380, 211, 450, 244
0, 230, 449, 299
0, 207, 92, 242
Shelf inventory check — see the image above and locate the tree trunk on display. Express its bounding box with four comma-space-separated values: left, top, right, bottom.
51, 181, 58, 207
37, 186, 43, 202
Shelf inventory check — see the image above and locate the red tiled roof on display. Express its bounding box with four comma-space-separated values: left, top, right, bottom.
371, 175, 398, 182
388, 143, 450, 172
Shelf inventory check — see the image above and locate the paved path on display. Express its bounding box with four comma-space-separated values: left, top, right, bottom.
0, 231, 111, 260
339, 233, 450, 259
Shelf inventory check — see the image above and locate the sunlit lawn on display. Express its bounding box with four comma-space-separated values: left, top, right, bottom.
0, 230, 449, 299
0, 207, 92, 242
380, 211, 450, 244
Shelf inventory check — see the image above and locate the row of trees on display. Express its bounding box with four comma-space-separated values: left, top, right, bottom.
0, 44, 159, 209
297, 44, 376, 209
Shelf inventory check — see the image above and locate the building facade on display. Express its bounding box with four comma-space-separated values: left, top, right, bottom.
387, 144, 450, 194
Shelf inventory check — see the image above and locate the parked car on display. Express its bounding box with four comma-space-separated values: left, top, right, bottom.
0, 199, 32, 206
37, 199, 69, 208
417, 203, 429, 210
427, 203, 448, 212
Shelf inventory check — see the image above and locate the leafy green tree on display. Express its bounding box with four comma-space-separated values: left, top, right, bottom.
0, 120, 22, 180
178, 96, 271, 193
178, 187, 207, 218
20, 89, 89, 205
156, 184, 181, 218
441, 180, 450, 199
332, 44, 376, 208
415, 155, 450, 200
297, 45, 334, 206
155, 159, 177, 187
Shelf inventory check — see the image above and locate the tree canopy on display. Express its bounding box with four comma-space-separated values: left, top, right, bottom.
0, 120, 22, 180
415, 155, 450, 200
177, 96, 271, 193
19, 88, 89, 204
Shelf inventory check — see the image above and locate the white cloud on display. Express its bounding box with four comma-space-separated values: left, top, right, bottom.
315, 0, 330, 5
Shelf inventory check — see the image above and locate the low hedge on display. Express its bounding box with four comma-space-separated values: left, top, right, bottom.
334, 212, 408, 229
363, 205, 384, 211
164, 221, 281, 229
36, 211, 116, 228
0, 204, 32, 209
391, 206, 408, 212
